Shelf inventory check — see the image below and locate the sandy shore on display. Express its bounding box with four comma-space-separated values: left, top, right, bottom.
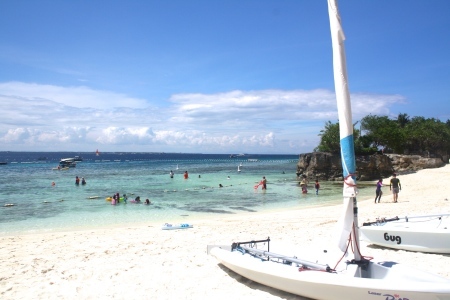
1, 165, 449, 299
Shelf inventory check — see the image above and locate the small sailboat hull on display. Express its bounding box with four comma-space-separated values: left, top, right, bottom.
360, 215, 450, 253
210, 246, 450, 300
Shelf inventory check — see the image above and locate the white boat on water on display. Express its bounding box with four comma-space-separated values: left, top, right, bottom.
59, 158, 76, 168
360, 214, 450, 254
209, 1, 450, 299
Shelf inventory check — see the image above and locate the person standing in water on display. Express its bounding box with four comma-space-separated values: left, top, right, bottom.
169, 170, 174, 178
374, 178, 383, 203
389, 173, 401, 203
184, 171, 189, 179
314, 179, 320, 195
262, 176, 267, 190
300, 175, 308, 193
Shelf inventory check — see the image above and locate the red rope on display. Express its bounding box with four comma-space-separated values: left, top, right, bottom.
332, 222, 373, 270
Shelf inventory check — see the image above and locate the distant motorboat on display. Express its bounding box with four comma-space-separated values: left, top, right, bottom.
59, 158, 77, 168
74, 156, 83, 162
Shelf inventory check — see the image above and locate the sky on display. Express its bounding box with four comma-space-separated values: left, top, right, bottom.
0, 1, 449, 154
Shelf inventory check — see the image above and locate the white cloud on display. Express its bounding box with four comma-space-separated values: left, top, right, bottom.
0, 82, 405, 153
0, 82, 148, 109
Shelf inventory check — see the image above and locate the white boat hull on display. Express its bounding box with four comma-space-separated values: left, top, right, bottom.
210, 247, 450, 300
360, 215, 450, 253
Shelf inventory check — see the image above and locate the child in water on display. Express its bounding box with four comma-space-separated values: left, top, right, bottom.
315, 179, 320, 195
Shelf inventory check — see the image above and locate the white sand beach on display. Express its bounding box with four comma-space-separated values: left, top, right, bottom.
1, 165, 449, 300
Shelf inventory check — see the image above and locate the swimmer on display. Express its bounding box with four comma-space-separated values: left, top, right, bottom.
145, 199, 151, 205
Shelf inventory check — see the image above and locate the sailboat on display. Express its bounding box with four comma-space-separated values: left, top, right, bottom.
360, 213, 450, 254
237, 165, 241, 172
209, 1, 450, 299
96, 149, 100, 156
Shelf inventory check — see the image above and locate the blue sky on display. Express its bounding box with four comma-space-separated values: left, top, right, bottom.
1, 0, 449, 154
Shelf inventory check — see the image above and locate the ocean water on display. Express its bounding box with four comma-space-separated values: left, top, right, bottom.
0, 152, 372, 236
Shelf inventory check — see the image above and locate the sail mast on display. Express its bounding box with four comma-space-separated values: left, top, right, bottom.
327, 0, 361, 261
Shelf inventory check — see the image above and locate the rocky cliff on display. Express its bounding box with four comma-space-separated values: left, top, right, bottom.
296, 152, 446, 181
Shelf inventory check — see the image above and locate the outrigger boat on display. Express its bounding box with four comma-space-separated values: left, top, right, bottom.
209, 1, 450, 299
360, 213, 450, 254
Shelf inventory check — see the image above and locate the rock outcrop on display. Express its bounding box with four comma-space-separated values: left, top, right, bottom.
297, 152, 446, 181
386, 154, 446, 173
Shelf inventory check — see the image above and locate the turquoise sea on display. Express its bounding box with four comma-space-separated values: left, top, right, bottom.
0, 152, 373, 236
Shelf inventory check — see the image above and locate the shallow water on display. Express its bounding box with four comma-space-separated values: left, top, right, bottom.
0, 152, 372, 235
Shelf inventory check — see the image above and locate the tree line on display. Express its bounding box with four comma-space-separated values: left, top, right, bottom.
315, 113, 450, 156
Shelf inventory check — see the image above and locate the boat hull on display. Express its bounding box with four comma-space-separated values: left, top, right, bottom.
210, 247, 450, 300
360, 219, 450, 253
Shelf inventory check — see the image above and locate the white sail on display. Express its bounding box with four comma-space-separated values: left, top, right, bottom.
327, 0, 359, 255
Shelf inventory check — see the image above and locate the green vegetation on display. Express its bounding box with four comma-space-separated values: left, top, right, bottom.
314, 114, 450, 156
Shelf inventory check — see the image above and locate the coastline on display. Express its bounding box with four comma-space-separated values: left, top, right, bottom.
1, 165, 449, 299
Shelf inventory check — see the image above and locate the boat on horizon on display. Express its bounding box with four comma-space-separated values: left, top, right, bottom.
208, 1, 450, 299
59, 158, 77, 168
